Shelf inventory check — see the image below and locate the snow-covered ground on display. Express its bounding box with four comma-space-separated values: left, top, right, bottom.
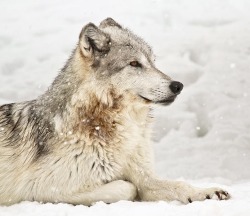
0, 0, 250, 215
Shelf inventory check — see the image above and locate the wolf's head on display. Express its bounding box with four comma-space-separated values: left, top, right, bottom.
78, 18, 183, 106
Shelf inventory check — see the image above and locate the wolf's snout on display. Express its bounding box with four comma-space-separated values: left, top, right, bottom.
169, 81, 183, 94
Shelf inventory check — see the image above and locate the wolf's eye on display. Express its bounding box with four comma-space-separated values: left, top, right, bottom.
130, 61, 142, 68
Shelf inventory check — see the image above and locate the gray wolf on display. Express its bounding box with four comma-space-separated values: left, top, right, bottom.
0, 18, 230, 205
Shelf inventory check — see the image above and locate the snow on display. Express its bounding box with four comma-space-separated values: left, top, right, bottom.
1, 183, 250, 216
0, 0, 250, 215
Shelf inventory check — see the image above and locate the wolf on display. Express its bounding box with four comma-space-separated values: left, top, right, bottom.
0, 18, 230, 206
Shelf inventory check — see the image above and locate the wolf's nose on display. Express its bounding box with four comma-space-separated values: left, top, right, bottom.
169, 81, 183, 94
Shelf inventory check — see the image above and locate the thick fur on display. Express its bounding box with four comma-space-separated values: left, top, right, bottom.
0, 18, 230, 205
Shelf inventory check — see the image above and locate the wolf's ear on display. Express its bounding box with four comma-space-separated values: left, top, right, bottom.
100, 17, 122, 29
79, 23, 111, 58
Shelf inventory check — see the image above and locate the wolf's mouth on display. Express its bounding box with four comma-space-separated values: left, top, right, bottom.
139, 95, 177, 105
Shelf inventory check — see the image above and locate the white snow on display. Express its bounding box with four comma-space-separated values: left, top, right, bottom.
95, 126, 100, 131
1, 0, 250, 215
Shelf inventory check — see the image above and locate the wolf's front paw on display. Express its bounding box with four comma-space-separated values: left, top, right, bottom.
184, 187, 230, 204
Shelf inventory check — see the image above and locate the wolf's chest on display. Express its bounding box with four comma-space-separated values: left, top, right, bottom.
51, 102, 151, 189
52, 121, 148, 187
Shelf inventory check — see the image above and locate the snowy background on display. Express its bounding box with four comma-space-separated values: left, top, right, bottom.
0, 0, 250, 215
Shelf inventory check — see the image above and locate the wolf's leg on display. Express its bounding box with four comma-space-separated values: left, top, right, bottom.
56, 180, 137, 205
85, 180, 137, 205
138, 179, 230, 204
125, 165, 230, 204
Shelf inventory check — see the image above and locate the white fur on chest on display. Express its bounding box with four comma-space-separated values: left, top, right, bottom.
50, 101, 153, 193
